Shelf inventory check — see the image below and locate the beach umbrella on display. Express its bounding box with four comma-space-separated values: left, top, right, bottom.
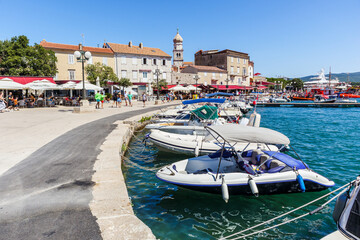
25, 80, 60, 106
60, 81, 77, 98
169, 84, 188, 91
74, 81, 103, 91
0, 78, 25, 90
186, 85, 201, 91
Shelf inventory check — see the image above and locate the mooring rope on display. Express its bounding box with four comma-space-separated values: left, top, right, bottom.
221, 180, 355, 240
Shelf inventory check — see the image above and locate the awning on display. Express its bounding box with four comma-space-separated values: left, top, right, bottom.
0, 76, 55, 84
211, 85, 253, 90
139, 69, 152, 72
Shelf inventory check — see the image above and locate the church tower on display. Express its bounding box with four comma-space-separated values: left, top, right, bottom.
173, 28, 183, 69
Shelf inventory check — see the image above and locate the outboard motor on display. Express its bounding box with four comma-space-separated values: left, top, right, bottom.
247, 112, 261, 127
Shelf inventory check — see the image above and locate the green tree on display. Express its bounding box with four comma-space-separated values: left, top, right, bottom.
288, 78, 303, 90
151, 79, 168, 90
85, 62, 118, 87
118, 77, 132, 90
0, 35, 57, 76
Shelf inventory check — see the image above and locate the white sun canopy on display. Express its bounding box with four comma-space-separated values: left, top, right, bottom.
0, 78, 25, 90
206, 125, 290, 145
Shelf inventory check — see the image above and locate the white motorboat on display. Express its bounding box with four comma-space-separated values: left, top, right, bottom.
314, 95, 336, 103
156, 125, 334, 200
147, 128, 279, 156
322, 176, 360, 240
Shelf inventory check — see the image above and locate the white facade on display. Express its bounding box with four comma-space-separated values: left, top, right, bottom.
114, 53, 172, 84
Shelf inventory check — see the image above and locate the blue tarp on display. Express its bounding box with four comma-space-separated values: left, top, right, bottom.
263, 151, 308, 169
206, 92, 234, 97
182, 98, 226, 105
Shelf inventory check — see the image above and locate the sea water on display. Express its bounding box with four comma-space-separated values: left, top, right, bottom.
123, 107, 360, 239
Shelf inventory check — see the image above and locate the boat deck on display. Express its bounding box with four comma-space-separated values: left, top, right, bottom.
251, 102, 360, 108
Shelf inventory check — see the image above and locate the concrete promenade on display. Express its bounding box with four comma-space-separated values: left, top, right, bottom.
0, 101, 180, 240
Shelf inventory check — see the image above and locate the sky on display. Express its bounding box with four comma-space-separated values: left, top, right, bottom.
1, 0, 359, 78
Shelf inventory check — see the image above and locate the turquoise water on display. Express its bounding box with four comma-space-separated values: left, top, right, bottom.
123, 107, 360, 239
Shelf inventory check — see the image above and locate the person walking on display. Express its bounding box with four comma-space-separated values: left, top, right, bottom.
127, 92, 133, 107
142, 92, 146, 107
112, 92, 118, 108
124, 91, 128, 106
100, 92, 105, 109
117, 93, 122, 108
95, 91, 101, 109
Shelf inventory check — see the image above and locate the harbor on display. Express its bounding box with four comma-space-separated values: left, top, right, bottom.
252, 102, 360, 107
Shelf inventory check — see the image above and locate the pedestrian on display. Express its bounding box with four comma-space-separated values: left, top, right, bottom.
142, 92, 146, 107
112, 92, 118, 108
124, 91, 128, 106
127, 92, 133, 107
100, 92, 105, 109
95, 91, 101, 109
117, 93, 122, 108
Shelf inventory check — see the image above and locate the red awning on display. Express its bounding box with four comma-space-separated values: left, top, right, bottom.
139, 69, 152, 72
255, 81, 275, 86
132, 82, 147, 86
211, 85, 253, 90
0, 76, 55, 84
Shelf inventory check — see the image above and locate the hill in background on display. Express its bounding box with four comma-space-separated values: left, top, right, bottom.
300, 72, 360, 82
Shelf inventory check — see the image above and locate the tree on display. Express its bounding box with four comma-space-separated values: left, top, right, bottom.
118, 78, 132, 90
0, 35, 57, 76
151, 79, 168, 91
85, 62, 118, 87
288, 78, 303, 90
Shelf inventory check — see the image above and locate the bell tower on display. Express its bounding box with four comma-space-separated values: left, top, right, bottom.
173, 28, 183, 69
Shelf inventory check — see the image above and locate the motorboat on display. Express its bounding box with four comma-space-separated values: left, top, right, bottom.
205, 92, 253, 114
314, 95, 336, 103
156, 125, 334, 200
322, 176, 360, 240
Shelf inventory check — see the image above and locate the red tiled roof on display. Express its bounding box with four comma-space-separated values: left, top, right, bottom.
106, 42, 171, 58
40, 40, 113, 54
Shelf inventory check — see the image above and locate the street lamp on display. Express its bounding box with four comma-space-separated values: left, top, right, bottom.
74, 46, 91, 100
153, 68, 163, 100
225, 77, 230, 93
193, 74, 200, 95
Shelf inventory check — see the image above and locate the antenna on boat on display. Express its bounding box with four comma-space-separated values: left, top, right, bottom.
329, 66, 331, 88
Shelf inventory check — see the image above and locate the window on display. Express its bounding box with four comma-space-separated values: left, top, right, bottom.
231, 67, 234, 74
162, 59, 166, 66
132, 71, 137, 80
153, 59, 157, 65
143, 58, 147, 65
88, 56, 92, 64
220, 73, 223, 78
237, 57, 240, 63
238, 78, 241, 85
68, 70, 75, 80
243, 59, 246, 64
121, 70, 127, 78
68, 54, 74, 64
237, 67, 240, 74
231, 57, 233, 63
243, 67, 246, 76
162, 72, 166, 79
204, 72, 207, 76
121, 56, 126, 64
212, 72, 215, 78
103, 57, 108, 66
143, 72, 148, 79
132, 57, 137, 65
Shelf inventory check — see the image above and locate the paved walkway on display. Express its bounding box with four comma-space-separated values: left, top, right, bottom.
0, 101, 179, 240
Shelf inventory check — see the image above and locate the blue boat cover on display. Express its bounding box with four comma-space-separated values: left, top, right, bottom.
206, 92, 234, 97
263, 151, 308, 169
182, 98, 226, 105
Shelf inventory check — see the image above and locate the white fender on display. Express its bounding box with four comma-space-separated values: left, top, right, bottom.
195, 145, 200, 157
248, 177, 259, 197
247, 112, 261, 127
221, 177, 229, 203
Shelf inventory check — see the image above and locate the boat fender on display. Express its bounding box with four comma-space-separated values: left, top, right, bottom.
195, 145, 200, 157
332, 191, 349, 223
296, 174, 306, 192
221, 177, 229, 203
248, 176, 259, 197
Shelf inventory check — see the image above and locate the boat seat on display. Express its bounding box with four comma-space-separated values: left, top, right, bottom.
258, 154, 269, 170
251, 149, 263, 165
266, 159, 286, 169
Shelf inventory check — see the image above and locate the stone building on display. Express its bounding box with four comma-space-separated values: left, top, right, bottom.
194, 49, 252, 86
181, 65, 228, 86
40, 40, 114, 83
172, 29, 183, 70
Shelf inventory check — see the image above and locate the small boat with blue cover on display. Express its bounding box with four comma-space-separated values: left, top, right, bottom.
156, 125, 334, 200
